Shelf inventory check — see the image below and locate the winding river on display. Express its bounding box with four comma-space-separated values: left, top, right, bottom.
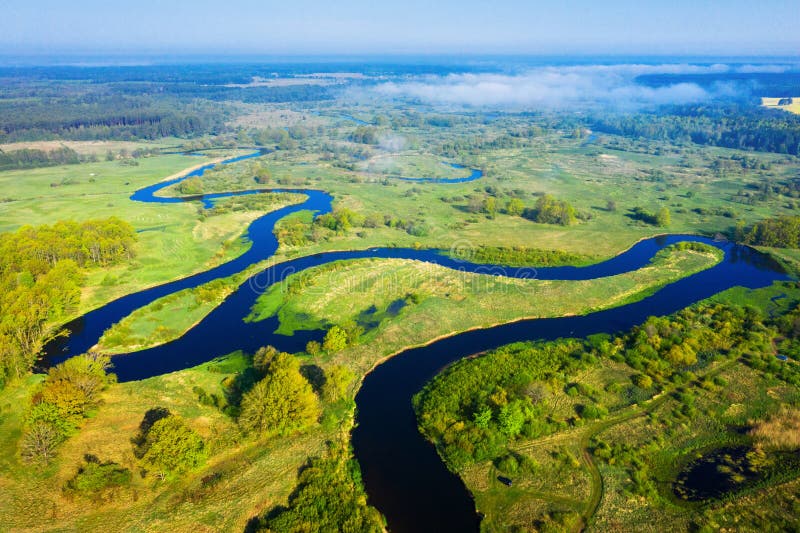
42, 152, 789, 532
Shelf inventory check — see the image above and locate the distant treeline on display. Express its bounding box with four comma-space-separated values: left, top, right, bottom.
112, 82, 333, 103
591, 104, 800, 156
0, 218, 136, 384
0, 94, 227, 142
0, 78, 331, 142
0, 146, 80, 171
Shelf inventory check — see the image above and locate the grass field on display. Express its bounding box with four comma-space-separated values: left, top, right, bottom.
0, 139, 178, 156
194, 128, 800, 264
761, 97, 800, 115
95, 277, 240, 354
0, 354, 334, 531
358, 153, 473, 179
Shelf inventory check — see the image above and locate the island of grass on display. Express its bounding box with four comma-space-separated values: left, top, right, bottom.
247, 243, 722, 370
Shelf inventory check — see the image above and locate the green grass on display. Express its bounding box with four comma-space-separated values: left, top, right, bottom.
95, 277, 239, 354
0, 151, 303, 316
709, 281, 800, 316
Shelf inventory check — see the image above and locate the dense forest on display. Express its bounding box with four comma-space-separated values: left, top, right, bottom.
0, 218, 136, 384
591, 104, 800, 156
0, 94, 228, 142
0, 65, 337, 143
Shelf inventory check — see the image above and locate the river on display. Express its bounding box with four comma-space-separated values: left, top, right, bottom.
41, 152, 789, 532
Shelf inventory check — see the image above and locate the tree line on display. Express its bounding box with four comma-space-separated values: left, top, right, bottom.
591, 104, 800, 156
0, 93, 227, 142
0, 146, 80, 171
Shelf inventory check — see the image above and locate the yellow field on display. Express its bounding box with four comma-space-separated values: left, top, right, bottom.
761, 97, 800, 115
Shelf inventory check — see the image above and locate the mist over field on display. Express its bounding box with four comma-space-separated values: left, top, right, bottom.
374, 63, 796, 109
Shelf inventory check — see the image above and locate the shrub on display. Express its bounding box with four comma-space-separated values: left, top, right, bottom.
136, 414, 206, 478
65, 455, 131, 498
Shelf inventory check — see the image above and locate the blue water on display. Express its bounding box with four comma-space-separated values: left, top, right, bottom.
398, 162, 484, 184
40, 149, 790, 533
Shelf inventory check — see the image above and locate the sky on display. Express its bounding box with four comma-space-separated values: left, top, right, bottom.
1, 0, 798, 57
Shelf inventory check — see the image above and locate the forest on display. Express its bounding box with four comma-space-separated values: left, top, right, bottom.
0, 218, 136, 384
739, 215, 800, 248
591, 104, 800, 156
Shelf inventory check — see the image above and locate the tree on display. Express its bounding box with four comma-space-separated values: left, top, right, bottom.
632, 374, 653, 389
506, 198, 524, 216
65, 455, 132, 498
20, 353, 116, 462
253, 345, 280, 374
323, 325, 348, 353
483, 196, 497, 218
177, 176, 203, 195
238, 352, 320, 436
498, 401, 526, 437
260, 453, 383, 533
254, 166, 272, 184
473, 405, 492, 429
524, 194, 576, 226
20, 421, 62, 464
305, 340, 321, 356
656, 206, 671, 227
606, 199, 617, 212
322, 365, 355, 403
47, 352, 115, 402
137, 415, 206, 478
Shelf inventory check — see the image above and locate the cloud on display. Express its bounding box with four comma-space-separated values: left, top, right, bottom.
373, 63, 789, 109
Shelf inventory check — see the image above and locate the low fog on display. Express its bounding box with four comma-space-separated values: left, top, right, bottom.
374, 63, 791, 109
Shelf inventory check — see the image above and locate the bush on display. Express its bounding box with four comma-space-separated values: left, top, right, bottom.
259, 452, 383, 532
65, 455, 131, 498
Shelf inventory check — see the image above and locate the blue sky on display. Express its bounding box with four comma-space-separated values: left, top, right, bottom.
2, 0, 798, 56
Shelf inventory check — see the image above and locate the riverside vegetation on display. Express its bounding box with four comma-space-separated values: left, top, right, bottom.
1, 61, 800, 531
